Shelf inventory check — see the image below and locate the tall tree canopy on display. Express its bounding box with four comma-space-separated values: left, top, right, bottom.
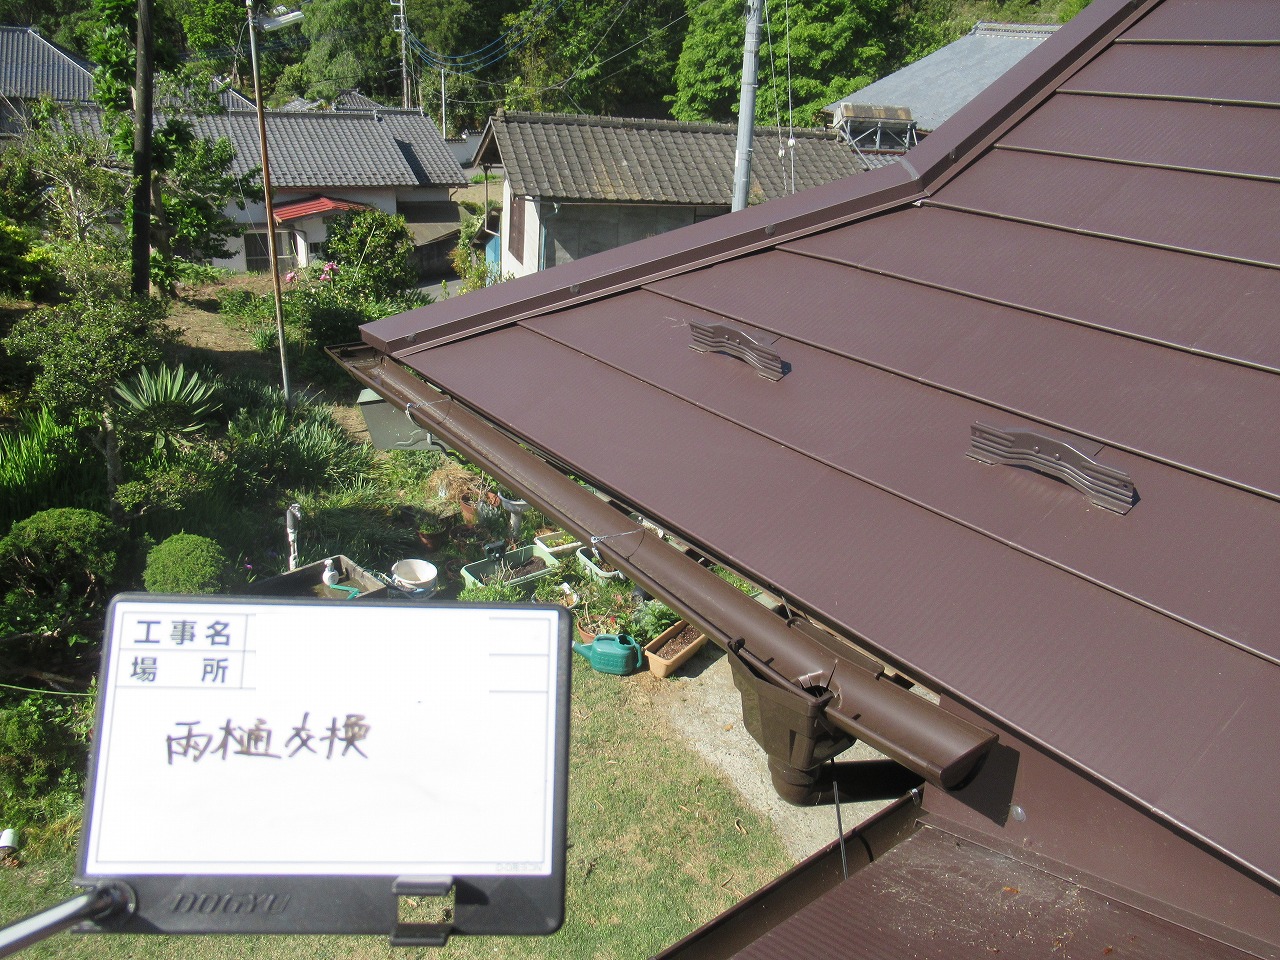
285, 0, 402, 102
671, 0, 898, 127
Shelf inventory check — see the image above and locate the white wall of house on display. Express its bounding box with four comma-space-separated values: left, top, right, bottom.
498, 178, 542, 279
495, 175, 725, 277
212, 185, 452, 274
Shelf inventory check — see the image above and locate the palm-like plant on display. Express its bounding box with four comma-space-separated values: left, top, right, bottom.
113, 363, 220, 453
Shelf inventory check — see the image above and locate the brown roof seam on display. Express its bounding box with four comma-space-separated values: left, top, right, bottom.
1112, 37, 1280, 46
514, 317, 1280, 668
647, 272, 1280, 502
919, 197, 1280, 275
993, 142, 1280, 186
1056, 87, 1280, 110
771, 241, 1280, 378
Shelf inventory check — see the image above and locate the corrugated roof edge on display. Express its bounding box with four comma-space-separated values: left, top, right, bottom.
360, 0, 1151, 359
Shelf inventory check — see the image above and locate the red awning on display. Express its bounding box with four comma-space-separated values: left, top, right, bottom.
273, 195, 369, 224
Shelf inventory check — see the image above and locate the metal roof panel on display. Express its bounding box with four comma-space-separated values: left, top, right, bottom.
930, 149, 1280, 267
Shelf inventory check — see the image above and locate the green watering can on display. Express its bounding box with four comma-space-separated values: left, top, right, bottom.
572, 633, 644, 676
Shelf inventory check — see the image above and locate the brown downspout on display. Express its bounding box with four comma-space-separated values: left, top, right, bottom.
330, 346, 997, 800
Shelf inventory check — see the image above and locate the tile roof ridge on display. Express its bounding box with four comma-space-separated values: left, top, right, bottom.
498, 110, 841, 142
970, 21, 1061, 37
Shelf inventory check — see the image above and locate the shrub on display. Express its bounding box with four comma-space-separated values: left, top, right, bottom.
0, 406, 105, 531
0, 692, 94, 845
0, 508, 124, 674
227, 400, 372, 490
143, 533, 228, 593
0, 217, 52, 299
3, 296, 172, 415
321, 209, 417, 298
0, 507, 123, 605
114, 363, 221, 454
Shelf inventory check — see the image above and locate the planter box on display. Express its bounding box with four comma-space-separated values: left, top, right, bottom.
535, 531, 582, 557
576, 546, 626, 583
644, 620, 709, 678
461, 542, 560, 590
243, 555, 388, 600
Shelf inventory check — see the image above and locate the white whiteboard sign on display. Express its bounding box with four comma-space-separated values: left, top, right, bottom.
83, 597, 567, 879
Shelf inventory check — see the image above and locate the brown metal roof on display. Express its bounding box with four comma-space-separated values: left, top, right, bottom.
345, 0, 1280, 950
732, 823, 1263, 960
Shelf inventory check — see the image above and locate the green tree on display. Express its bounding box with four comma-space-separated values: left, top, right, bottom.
671, 0, 896, 127
4, 296, 173, 508
499, 0, 685, 118
90, 0, 259, 296
295, 0, 401, 102
7, 100, 130, 295
321, 209, 417, 298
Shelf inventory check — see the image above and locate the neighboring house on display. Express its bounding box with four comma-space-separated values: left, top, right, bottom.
339, 0, 1280, 956
823, 21, 1058, 155
473, 111, 867, 278
0, 29, 465, 274
196, 108, 466, 274
0, 25, 94, 137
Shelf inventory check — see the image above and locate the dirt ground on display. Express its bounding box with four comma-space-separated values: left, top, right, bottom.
171, 282, 889, 864
168, 275, 369, 437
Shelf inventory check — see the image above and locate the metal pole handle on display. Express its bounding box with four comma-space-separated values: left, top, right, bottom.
0, 883, 133, 957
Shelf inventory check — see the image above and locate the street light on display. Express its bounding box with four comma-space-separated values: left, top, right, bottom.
244, 1, 302, 403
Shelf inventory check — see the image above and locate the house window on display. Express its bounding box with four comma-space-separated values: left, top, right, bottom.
508, 196, 524, 264
245, 231, 296, 272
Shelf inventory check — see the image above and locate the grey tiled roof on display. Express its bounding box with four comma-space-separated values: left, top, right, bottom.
0, 26, 94, 102
50, 104, 465, 188
481, 112, 865, 205
197, 110, 467, 188
332, 90, 384, 111
824, 22, 1058, 132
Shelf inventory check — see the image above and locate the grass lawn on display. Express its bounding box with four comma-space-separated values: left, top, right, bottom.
0, 661, 791, 959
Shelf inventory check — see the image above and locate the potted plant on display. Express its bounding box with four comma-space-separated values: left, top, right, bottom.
416, 511, 452, 552
461, 541, 561, 590
535, 529, 582, 557
576, 545, 626, 583
572, 575, 634, 643
644, 621, 709, 678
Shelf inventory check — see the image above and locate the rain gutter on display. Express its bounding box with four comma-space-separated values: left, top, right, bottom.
329, 344, 997, 794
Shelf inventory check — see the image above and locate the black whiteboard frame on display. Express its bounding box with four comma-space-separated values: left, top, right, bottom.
75, 594, 571, 942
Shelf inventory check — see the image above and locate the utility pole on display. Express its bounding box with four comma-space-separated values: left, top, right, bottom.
441, 69, 446, 135
392, 0, 409, 109
130, 0, 153, 297
731, 0, 762, 212
245, 0, 292, 404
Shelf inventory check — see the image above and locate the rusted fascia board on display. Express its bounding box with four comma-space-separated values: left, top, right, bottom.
906, 0, 1157, 194
330, 344, 997, 791
361, 161, 921, 355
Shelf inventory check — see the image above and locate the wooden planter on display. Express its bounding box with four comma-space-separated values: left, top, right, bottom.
644, 620, 709, 678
